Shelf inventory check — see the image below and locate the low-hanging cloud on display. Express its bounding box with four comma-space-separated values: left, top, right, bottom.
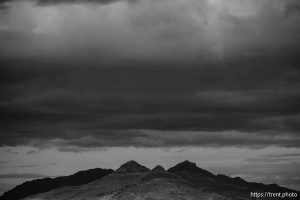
0, 173, 46, 179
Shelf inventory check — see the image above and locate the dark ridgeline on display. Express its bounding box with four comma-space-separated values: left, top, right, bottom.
167, 160, 298, 199
0, 168, 113, 200
0, 160, 299, 200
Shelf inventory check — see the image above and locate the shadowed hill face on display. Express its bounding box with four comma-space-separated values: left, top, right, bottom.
22, 172, 145, 200
115, 160, 150, 173
167, 161, 299, 200
111, 177, 225, 200
0, 168, 113, 200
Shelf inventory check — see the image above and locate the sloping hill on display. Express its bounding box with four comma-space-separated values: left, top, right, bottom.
24, 173, 144, 200
23, 161, 152, 200
110, 177, 227, 200
0, 168, 113, 200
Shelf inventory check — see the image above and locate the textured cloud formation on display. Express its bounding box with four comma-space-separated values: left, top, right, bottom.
22, 130, 299, 150
1, 0, 299, 60
0, 0, 300, 149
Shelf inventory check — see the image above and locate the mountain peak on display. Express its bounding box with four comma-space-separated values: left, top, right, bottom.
167, 160, 197, 172
167, 160, 214, 177
115, 160, 150, 173
182, 160, 197, 166
152, 165, 165, 172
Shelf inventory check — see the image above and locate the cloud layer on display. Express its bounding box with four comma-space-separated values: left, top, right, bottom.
0, 0, 300, 150
0, 173, 46, 179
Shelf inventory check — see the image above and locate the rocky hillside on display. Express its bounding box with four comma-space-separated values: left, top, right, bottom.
0, 160, 298, 200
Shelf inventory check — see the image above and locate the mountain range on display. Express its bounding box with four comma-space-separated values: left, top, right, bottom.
0, 160, 298, 200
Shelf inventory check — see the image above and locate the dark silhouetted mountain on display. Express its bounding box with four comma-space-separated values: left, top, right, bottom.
115, 160, 150, 173
0, 168, 113, 200
151, 165, 165, 173
1, 160, 299, 200
168, 160, 215, 178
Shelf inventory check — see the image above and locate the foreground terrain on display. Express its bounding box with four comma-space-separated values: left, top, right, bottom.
1, 160, 298, 200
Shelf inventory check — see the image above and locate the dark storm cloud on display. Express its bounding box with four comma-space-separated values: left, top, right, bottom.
0, 0, 300, 150
284, 2, 300, 17
1, 57, 300, 149
0, 0, 9, 5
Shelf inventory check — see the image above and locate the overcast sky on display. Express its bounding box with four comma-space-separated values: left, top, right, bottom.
0, 0, 300, 193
